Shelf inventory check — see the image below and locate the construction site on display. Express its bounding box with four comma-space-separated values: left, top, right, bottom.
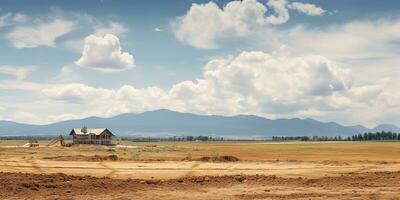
1, 139, 400, 199
22, 136, 73, 148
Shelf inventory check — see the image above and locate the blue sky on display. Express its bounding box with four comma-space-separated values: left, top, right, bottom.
0, 0, 399, 127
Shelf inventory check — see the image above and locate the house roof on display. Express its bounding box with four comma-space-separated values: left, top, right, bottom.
70, 128, 114, 136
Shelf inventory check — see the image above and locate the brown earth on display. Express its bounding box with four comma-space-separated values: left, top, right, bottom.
43, 155, 120, 161
1, 171, 400, 200
43, 155, 240, 163
3, 141, 400, 199
185, 155, 241, 162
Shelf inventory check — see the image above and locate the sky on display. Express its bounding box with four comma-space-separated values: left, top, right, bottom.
0, 0, 399, 127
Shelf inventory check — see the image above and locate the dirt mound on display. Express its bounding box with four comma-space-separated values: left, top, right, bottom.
320, 160, 350, 166
2, 171, 400, 199
194, 155, 241, 162
43, 154, 119, 161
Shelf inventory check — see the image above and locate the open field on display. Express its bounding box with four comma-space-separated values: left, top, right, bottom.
1, 140, 400, 199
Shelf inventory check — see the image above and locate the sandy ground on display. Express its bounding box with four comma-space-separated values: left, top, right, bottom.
1, 159, 400, 179
2, 141, 400, 199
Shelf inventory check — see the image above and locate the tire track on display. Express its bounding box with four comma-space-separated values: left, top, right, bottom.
26, 158, 45, 173
99, 162, 118, 177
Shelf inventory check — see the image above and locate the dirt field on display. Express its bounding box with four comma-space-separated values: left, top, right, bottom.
1, 140, 400, 199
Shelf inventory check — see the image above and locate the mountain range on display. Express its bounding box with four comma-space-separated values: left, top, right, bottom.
0, 109, 399, 138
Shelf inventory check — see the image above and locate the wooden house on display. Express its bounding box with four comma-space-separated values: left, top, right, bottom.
69, 127, 114, 145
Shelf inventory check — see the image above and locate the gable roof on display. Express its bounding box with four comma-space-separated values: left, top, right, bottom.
69, 128, 114, 136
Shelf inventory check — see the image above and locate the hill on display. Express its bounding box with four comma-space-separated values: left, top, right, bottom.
0, 109, 398, 138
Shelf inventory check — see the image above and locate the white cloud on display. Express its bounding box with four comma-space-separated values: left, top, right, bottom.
0, 12, 29, 27
241, 18, 400, 122
41, 83, 114, 104
41, 83, 170, 118
265, 0, 290, 24
0, 80, 44, 91
46, 113, 81, 123
1, 7, 398, 127
4, 50, 399, 126
11, 111, 38, 124
59, 65, 74, 76
64, 21, 128, 53
42, 51, 353, 119
169, 51, 352, 114
285, 18, 400, 60
63, 21, 127, 53
172, 0, 326, 49
154, 27, 162, 32
94, 21, 128, 36
344, 83, 400, 127
12, 13, 29, 22
288, 2, 326, 16
172, 0, 270, 49
75, 34, 135, 72
6, 19, 75, 48
0, 66, 31, 80
0, 13, 12, 27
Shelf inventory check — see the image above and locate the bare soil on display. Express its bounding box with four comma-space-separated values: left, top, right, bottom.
1, 171, 400, 199
43, 155, 120, 161
3, 141, 400, 199
186, 155, 241, 162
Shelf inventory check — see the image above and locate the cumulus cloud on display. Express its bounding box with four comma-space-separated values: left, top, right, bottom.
6, 19, 75, 48
1, 6, 398, 127
343, 82, 400, 126
169, 51, 352, 114
172, 0, 326, 49
288, 2, 326, 16
236, 20, 400, 125
43, 51, 353, 119
41, 83, 169, 117
154, 27, 162, 32
6, 50, 398, 126
64, 21, 127, 53
172, 0, 270, 49
75, 34, 135, 72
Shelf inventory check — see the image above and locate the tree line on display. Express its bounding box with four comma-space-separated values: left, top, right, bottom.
119, 135, 225, 142
272, 131, 400, 141
349, 131, 400, 141
0, 136, 58, 140
271, 136, 342, 141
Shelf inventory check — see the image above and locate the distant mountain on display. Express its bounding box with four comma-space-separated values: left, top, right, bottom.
0, 109, 398, 138
372, 124, 400, 133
